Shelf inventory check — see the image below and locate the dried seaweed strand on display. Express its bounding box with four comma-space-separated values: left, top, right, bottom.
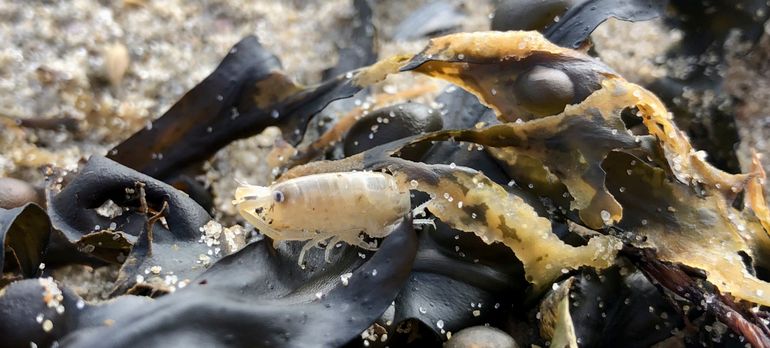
282, 156, 621, 291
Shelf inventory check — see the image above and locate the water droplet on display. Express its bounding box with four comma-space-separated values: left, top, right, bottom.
600, 210, 612, 224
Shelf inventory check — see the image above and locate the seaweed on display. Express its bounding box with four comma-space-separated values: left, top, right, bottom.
544, 0, 668, 49
391, 220, 525, 339
540, 268, 683, 347
4, 1, 770, 346
107, 37, 364, 182
0, 204, 50, 288
282, 30, 770, 318
45, 156, 221, 295
0, 218, 416, 348
388, 107, 526, 339
400, 31, 613, 121
623, 245, 770, 347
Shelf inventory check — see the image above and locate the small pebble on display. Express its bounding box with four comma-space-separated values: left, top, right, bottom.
514, 65, 575, 116
103, 42, 130, 88
0, 177, 41, 209
444, 326, 518, 348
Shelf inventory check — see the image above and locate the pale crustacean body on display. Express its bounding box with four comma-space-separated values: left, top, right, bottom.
233, 172, 427, 265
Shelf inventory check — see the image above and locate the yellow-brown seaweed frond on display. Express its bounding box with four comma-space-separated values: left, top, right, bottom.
281, 30, 770, 306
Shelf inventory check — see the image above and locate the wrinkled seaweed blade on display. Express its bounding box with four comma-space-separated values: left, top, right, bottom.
46, 156, 220, 295
109, 35, 364, 181
0, 204, 50, 286
539, 277, 578, 347
386, 79, 641, 229
0, 277, 156, 348
388, 119, 527, 337
545, 0, 668, 48
392, 220, 525, 337
275, 76, 362, 143
603, 151, 770, 307
564, 269, 681, 347
0, 279, 89, 348
59, 220, 418, 348
400, 31, 614, 122
48, 156, 209, 243
107, 36, 281, 179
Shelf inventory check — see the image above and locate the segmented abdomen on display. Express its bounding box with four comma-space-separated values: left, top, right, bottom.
268, 172, 411, 239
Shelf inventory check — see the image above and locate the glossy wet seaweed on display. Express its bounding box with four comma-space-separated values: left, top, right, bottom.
3, 1, 770, 347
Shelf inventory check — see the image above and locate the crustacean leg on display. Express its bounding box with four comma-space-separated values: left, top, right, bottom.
298, 235, 331, 267
411, 200, 435, 230
324, 236, 341, 263
355, 239, 379, 251
412, 218, 436, 230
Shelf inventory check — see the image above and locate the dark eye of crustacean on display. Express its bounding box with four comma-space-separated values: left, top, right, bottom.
273, 191, 285, 203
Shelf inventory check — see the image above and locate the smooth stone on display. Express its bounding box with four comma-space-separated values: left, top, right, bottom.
445, 326, 518, 348
514, 65, 575, 116
0, 177, 40, 209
